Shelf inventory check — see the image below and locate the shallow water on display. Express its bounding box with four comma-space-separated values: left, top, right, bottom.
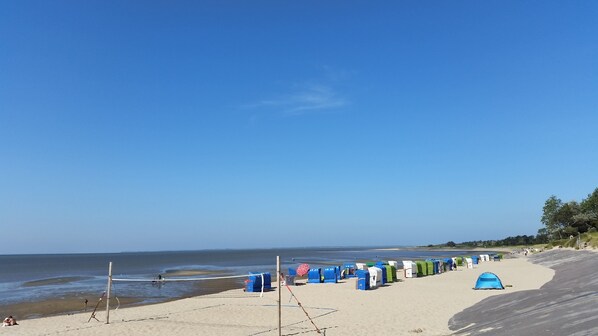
0, 247, 480, 308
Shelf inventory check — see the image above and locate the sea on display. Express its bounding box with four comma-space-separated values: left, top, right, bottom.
0, 246, 480, 311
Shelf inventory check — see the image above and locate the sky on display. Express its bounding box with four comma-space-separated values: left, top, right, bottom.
1, 1, 597, 254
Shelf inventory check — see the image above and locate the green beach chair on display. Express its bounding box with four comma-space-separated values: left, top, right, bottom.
426, 261, 434, 275
385, 265, 394, 283
416, 261, 427, 276
388, 265, 397, 282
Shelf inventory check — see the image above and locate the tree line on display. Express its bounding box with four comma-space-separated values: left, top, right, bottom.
440, 187, 598, 248
445, 234, 547, 248
539, 187, 598, 240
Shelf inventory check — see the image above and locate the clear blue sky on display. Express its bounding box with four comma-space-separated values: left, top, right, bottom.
1, 1, 597, 254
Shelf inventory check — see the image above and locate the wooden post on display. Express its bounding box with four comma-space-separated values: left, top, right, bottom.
106, 262, 112, 324
277, 255, 281, 336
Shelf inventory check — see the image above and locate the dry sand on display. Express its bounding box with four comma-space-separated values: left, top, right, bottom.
2, 256, 554, 336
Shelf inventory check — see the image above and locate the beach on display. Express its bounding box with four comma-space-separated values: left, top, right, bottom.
2, 253, 558, 336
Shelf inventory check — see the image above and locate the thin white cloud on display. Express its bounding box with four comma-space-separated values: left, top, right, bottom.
245, 82, 349, 116
284, 84, 347, 115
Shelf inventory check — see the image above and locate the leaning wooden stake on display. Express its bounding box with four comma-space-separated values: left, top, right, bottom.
87, 292, 105, 322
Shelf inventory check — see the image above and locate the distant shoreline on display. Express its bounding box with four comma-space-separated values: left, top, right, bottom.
375, 246, 515, 253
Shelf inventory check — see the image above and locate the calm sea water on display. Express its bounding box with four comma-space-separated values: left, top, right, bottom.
0, 247, 478, 306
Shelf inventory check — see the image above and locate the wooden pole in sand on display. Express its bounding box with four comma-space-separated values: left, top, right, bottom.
277, 255, 281, 336
106, 261, 113, 324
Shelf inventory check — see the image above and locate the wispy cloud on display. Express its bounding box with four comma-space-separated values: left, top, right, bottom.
243, 67, 349, 116
244, 80, 349, 116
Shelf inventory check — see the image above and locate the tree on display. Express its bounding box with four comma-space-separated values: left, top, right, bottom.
542, 195, 563, 239
555, 201, 581, 235
572, 213, 594, 233
536, 228, 549, 243
580, 188, 598, 230
446, 241, 456, 247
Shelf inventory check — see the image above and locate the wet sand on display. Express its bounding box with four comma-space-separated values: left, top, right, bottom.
0, 295, 143, 321
0, 277, 241, 320
22, 276, 94, 287
163, 269, 224, 277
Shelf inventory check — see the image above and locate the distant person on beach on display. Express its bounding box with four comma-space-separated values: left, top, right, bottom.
152, 274, 164, 286
3, 316, 17, 326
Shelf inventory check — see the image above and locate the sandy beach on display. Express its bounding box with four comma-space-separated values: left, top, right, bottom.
2, 254, 557, 336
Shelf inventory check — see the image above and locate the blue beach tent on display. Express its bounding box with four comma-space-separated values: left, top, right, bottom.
474, 272, 504, 290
